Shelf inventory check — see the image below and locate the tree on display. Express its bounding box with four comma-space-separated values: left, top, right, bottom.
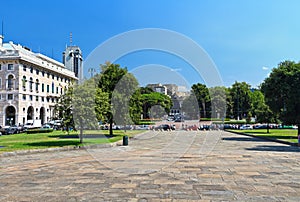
209, 86, 227, 119
55, 86, 75, 134
111, 72, 140, 129
181, 93, 199, 120
230, 81, 252, 120
95, 88, 110, 123
191, 83, 210, 118
261, 60, 300, 136
255, 103, 274, 133
96, 62, 139, 135
140, 92, 172, 119
72, 79, 99, 143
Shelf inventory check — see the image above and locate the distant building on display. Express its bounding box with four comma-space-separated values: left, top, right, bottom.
0, 36, 78, 126
63, 45, 83, 81
146, 83, 190, 116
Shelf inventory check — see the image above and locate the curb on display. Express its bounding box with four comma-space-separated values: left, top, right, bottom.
226, 130, 299, 147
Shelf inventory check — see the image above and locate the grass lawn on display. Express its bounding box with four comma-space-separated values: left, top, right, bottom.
0, 129, 144, 153
228, 129, 298, 143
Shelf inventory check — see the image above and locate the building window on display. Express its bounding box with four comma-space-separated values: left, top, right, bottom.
57, 76, 59, 81
7, 94, 13, 100
22, 94, 26, 100
47, 73, 50, 78
36, 69, 39, 75
52, 74, 54, 80
52, 82, 54, 93
29, 77, 33, 92
35, 79, 39, 92
29, 95, 33, 101
0, 94, 2, 100
30, 66, 33, 73
8, 64, 14, 70
56, 87, 59, 94
22, 76, 27, 90
41, 97, 44, 102
0, 78, 2, 89
47, 97, 50, 102
42, 83, 44, 92
36, 96, 39, 101
60, 87, 63, 94
47, 85, 49, 93
23, 65, 26, 71
7, 75, 14, 89
0, 64, 2, 70
42, 71, 45, 77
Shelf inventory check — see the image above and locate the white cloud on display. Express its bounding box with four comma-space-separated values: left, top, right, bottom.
262, 66, 269, 70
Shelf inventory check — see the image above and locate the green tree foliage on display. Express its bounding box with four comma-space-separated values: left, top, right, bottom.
55, 87, 75, 134
209, 86, 227, 119
191, 83, 210, 118
72, 79, 99, 143
140, 92, 172, 119
181, 94, 199, 120
261, 60, 300, 135
255, 102, 274, 133
111, 72, 140, 127
96, 62, 139, 134
229, 81, 252, 120
95, 88, 110, 123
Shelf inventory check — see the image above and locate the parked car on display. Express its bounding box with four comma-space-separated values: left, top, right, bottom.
42, 124, 52, 129
155, 124, 176, 131
0, 126, 18, 135
199, 125, 210, 131
240, 125, 253, 130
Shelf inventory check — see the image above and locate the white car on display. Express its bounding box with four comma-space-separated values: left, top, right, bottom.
240, 125, 253, 130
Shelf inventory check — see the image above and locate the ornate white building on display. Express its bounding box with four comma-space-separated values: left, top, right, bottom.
0, 35, 78, 126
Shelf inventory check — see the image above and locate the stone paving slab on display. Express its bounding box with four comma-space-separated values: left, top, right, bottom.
0, 130, 300, 201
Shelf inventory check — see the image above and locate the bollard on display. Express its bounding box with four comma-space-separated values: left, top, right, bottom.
123, 136, 128, 146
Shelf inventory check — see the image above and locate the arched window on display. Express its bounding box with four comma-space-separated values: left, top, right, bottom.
7, 74, 14, 89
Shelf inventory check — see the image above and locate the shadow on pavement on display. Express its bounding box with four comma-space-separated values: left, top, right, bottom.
50, 134, 114, 139
222, 137, 268, 142
245, 145, 300, 152
26, 140, 81, 147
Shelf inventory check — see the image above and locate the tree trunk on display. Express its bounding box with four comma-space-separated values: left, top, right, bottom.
202, 101, 206, 118
267, 122, 270, 134
109, 118, 113, 136
297, 124, 300, 147
79, 128, 83, 144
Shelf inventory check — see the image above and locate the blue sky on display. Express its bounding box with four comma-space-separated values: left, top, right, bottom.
1, 0, 300, 88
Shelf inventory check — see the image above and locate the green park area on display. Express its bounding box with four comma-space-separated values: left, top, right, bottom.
228, 129, 298, 144
0, 130, 142, 153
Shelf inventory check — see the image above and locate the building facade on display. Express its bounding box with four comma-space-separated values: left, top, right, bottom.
0, 36, 78, 126
63, 45, 83, 81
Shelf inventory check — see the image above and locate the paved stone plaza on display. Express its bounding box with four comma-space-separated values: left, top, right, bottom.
1, 130, 300, 201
